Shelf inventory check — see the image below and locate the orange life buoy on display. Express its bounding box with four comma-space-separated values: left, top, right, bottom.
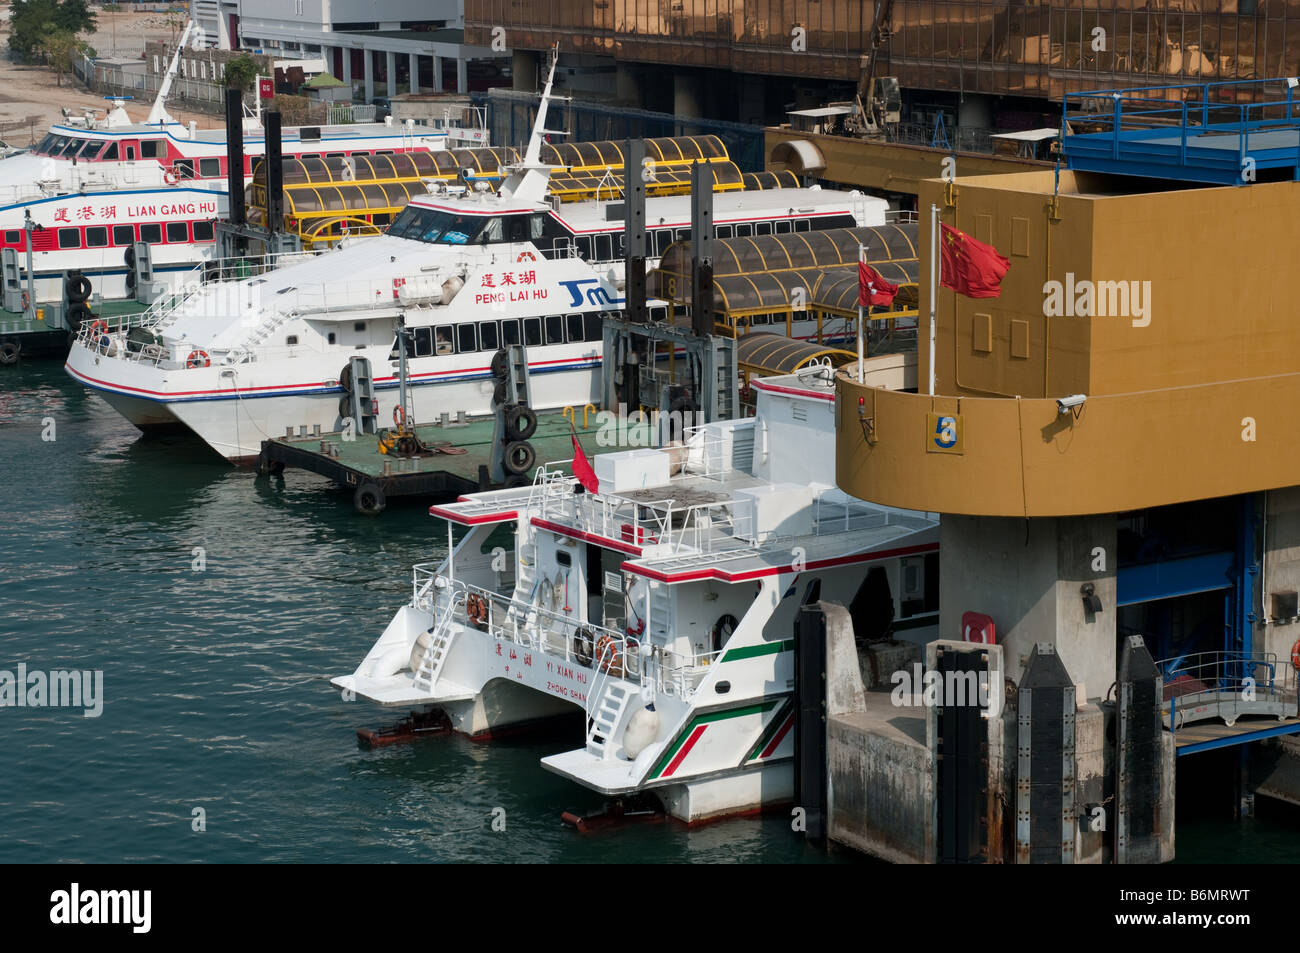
163, 168, 179, 186
465, 592, 488, 627
186, 349, 210, 369
1292, 638, 1300, 672
595, 635, 623, 675
393, 404, 407, 427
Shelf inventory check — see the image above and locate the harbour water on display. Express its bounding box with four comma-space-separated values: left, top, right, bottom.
0, 362, 1293, 863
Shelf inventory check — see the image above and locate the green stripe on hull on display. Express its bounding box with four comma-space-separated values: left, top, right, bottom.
720, 639, 795, 663
649, 698, 783, 779
743, 699, 794, 763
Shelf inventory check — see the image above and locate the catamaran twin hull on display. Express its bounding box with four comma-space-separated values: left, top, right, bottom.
333, 373, 942, 823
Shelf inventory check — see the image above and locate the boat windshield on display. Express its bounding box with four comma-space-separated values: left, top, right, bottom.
387, 206, 544, 245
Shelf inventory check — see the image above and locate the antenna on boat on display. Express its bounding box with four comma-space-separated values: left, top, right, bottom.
498, 43, 561, 203
146, 20, 196, 128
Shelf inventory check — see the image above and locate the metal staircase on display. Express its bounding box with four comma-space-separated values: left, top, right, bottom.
586, 680, 634, 758
413, 593, 463, 693
344, 356, 378, 434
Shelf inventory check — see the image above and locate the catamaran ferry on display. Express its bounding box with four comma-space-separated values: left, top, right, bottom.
64, 55, 887, 463
0, 20, 463, 305
332, 367, 940, 822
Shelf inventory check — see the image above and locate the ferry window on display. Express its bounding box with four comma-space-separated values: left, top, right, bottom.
435, 327, 453, 354
85, 226, 108, 248
653, 229, 671, 254
523, 317, 542, 347
286, 335, 299, 345
775, 220, 792, 234
616, 233, 626, 256
794, 219, 811, 232
478, 321, 498, 351
584, 312, 601, 340
716, 224, 733, 239
327, 332, 336, 344
593, 234, 612, 261
456, 323, 477, 353
500, 318, 520, 347
192, 221, 215, 242
675, 228, 689, 241
751, 314, 771, 325
503, 215, 529, 242
756, 221, 773, 235
139, 223, 161, 244
736, 223, 753, 237
173, 159, 195, 179
575, 236, 591, 260
3, 230, 18, 245
112, 224, 135, 245
57, 228, 80, 249
566, 313, 584, 341
545, 314, 564, 344
166, 222, 188, 243
57, 138, 80, 157
140, 140, 162, 159
375, 150, 394, 155
100, 142, 118, 161
125, 146, 135, 161
75, 141, 103, 160
479, 217, 503, 243
373, 213, 390, 228
353, 322, 365, 332
35, 134, 55, 154
413, 326, 432, 357
199, 158, 221, 177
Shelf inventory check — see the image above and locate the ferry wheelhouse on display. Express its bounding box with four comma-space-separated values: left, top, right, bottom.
332, 369, 940, 822
64, 56, 886, 463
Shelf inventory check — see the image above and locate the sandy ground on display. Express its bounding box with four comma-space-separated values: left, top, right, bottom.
0, 5, 221, 145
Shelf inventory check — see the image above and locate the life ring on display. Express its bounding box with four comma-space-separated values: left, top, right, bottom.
19, 292, 29, 312
392, 404, 406, 427
89, 319, 107, 336
465, 592, 489, 628
163, 168, 179, 186
595, 634, 623, 676
1292, 638, 1300, 671
186, 349, 210, 369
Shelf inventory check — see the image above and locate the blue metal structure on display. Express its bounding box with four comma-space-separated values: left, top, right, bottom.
1061, 79, 1300, 185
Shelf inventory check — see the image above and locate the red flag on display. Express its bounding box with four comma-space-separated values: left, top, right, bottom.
939, 223, 1010, 299
858, 261, 899, 307
571, 431, 599, 493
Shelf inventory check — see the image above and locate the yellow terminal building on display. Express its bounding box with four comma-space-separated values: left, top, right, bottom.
827, 78, 1300, 862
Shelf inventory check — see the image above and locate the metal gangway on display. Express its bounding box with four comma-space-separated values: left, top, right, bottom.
1159, 650, 1300, 754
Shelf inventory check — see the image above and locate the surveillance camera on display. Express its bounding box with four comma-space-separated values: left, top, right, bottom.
1056, 394, 1087, 415
459, 167, 474, 181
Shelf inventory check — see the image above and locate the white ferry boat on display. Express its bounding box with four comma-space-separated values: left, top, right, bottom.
0, 21, 460, 305
332, 368, 940, 822
64, 57, 886, 463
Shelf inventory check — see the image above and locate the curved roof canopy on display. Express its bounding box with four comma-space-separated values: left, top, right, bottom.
737, 332, 857, 376
651, 224, 920, 318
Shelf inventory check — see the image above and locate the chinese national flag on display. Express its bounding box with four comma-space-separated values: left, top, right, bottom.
940, 223, 1010, 299
858, 261, 899, 307
571, 430, 599, 493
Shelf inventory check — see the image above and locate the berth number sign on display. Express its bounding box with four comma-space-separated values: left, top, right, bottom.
926, 412, 963, 454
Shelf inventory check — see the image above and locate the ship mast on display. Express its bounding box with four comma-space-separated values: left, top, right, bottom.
146, 20, 196, 127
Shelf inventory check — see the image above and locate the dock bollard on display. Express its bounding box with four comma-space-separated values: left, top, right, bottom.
313, 424, 321, 436
285, 427, 294, 438
298, 425, 307, 437
383, 462, 392, 476
320, 440, 328, 452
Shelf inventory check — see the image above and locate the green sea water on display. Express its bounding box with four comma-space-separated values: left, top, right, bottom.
0, 362, 1294, 863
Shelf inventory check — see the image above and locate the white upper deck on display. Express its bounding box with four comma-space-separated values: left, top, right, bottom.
431, 369, 938, 583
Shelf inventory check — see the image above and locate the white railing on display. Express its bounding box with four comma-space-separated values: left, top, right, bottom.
410, 564, 717, 703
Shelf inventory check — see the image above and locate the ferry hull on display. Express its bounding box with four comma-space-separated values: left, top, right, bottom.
66, 340, 601, 463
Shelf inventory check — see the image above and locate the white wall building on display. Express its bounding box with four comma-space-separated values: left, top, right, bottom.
190, 0, 502, 100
